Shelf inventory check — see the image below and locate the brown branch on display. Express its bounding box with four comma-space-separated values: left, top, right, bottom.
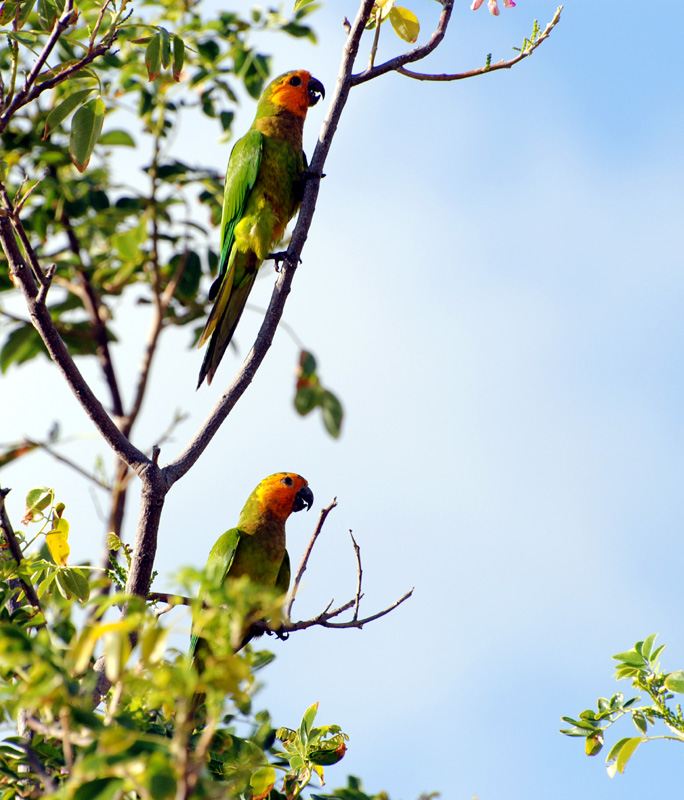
396, 6, 563, 82
287, 498, 338, 618
148, 591, 192, 606
349, 530, 362, 621
351, 3, 562, 87
162, 0, 378, 487
0, 487, 43, 613
351, 0, 453, 87
23, 439, 110, 490
0, 214, 149, 473
53, 197, 125, 418
282, 589, 413, 634
0, 0, 76, 132
0, 0, 123, 135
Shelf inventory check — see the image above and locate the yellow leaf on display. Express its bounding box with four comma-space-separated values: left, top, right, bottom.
46, 517, 70, 565
389, 6, 419, 43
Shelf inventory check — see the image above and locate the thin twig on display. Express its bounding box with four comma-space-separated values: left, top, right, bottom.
23, 438, 110, 490
59, 708, 74, 771
16, 742, 56, 794
349, 530, 362, 621
396, 6, 563, 82
287, 498, 338, 618
35, 264, 55, 306
147, 591, 192, 607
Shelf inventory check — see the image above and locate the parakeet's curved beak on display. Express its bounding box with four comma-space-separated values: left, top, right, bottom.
292, 484, 314, 513
307, 77, 325, 107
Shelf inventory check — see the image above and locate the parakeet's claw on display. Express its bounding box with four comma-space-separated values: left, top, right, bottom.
301, 169, 325, 182
269, 251, 302, 272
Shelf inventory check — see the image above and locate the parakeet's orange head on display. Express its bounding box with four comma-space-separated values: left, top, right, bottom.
242, 472, 314, 524
262, 70, 325, 118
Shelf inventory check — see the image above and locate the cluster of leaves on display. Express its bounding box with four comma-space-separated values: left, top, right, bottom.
294, 351, 343, 439
2, 484, 91, 603
365, 0, 420, 45
560, 635, 684, 777
0, 0, 328, 398
1, 487, 358, 800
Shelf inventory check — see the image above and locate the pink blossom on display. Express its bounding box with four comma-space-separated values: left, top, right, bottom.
471, 0, 516, 14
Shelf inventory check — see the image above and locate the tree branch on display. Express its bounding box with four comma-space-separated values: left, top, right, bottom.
0, 214, 149, 473
162, 0, 378, 487
351, 0, 453, 86
396, 6, 563, 83
0, 0, 76, 132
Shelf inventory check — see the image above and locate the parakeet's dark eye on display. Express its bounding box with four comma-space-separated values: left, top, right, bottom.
289, 75, 302, 87
281, 476, 294, 487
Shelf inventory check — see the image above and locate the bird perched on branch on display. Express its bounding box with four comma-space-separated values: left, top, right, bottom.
197, 69, 325, 387
190, 472, 314, 660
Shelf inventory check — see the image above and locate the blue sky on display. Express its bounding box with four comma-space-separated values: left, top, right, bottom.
3, 2, 684, 798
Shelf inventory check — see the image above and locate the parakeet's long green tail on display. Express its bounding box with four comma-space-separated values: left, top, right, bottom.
197, 255, 259, 388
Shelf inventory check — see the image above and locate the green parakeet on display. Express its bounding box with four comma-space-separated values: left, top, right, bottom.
190, 472, 314, 659
197, 70, 325, 387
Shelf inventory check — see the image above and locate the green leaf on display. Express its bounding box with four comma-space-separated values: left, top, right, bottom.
37, 0, 63, 30
300, 702, 319, 743
389, 6, 419, 43
43, 88, 95, 139
321, 391, 343, 438
585, 731, 603, 756
73, 778, 125, 800
1, 0, 36, 28
615, 736, 644, 775
70, 98, 106, 172
112, 219, 147, 262
172, 34, 185, 81
98, 130, 135, 147
293, 0, 318, 11
146, 755, 177, 800
145, 33, 162, 81
249, 766, 276, 800
24, 486, 54, 520
159, 27, 171, 69
66, 568, 90, 602
0, 324, 47, 372
295, 386, 318, 415
631, 711, 648, 734
612, 650, 644, 668
664, 670, 684, 693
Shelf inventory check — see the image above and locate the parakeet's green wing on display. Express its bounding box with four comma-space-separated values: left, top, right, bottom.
189, 527, 241, 660
215, 130, 264, 294
198, 131, 263, 350
275, 550, 291, 596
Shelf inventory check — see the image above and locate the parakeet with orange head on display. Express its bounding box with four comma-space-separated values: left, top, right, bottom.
190, 472, 314, 658
197, 70, 325, 387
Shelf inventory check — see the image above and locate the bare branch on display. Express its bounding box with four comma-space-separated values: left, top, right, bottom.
351, 3, 562, 87
349, 530, 362, 621
148, 591, 192, 607
396, 6, 563, 83
22, 438, 110, 490
283, 589, 413, 634
287, 498, 338, 618
0, 214, 149, 473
